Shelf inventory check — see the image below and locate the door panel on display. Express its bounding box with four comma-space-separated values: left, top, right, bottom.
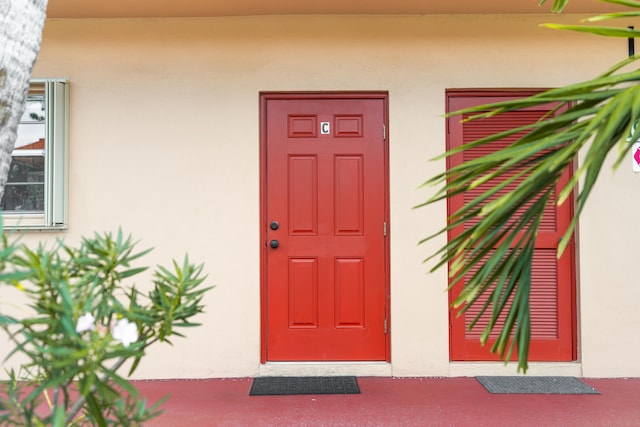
262, 94, 389, 361
446, 90, 576, 361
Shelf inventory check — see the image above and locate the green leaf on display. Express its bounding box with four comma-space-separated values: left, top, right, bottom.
100, 367, 138, 396
543, 23, 640, 38
85, 394, 107, 427
587, 11, 640, 22
119, 266, 148, 279
146, 394, 170, 419
538, 0, 570, 12
52, 405, 66, 427
600, 0, 640, 8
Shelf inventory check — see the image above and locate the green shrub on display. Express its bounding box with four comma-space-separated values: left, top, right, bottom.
0, 229, 212, 426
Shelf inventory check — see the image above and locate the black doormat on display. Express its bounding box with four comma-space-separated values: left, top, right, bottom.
476, 376, 600, 394
249, 376, 360, 396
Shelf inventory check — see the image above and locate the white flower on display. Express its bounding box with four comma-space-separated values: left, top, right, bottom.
112, 318, 138, 347
76, 313, 96, 333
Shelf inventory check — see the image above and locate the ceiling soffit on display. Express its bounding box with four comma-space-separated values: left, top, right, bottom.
46, 0, 626, 19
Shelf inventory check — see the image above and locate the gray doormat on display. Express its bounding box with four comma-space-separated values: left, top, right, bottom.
476, 376, 600, 394
249, 376, 360, 396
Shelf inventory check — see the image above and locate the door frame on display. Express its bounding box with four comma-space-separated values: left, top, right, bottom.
259, 92, 391, 363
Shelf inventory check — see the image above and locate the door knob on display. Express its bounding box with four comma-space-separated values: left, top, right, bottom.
270, 221, 280, 231
270, 239, 280, 249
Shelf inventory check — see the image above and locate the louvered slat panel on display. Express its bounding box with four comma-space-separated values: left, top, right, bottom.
464, 249, 558, 340
447, 91, 576, 362
461, 111, 557, 232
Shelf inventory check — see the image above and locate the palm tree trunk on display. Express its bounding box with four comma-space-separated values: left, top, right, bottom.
0, 0, 48, 203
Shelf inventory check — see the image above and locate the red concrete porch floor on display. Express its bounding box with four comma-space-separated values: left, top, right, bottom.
135, 377, 640, 426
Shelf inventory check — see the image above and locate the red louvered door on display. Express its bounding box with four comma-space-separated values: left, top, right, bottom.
446, 90, 576, 361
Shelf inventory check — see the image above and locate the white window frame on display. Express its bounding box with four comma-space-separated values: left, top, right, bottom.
3, 79, 69, 230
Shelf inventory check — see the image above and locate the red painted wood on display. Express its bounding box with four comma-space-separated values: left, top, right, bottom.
335, 257, 365, 327
446, 90, 576, 362
288, 156, 318, 234
262, 94, 388, 361
288, 258, 318, 327
335, 156, 364, 234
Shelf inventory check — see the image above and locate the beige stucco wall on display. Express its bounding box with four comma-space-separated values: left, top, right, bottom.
2, 13, 639, 379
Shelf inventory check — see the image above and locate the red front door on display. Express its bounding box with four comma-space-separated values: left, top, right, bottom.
261, 93, 389, 361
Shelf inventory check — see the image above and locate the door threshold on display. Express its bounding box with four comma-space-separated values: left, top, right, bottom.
259, 362, 392, 377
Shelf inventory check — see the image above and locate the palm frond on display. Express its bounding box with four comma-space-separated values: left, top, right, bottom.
539, 0, 571, 13
420, 37, 640, 371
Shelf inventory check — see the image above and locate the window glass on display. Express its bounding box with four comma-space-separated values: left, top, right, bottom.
3, 156, 45, 212
2, 94, 46, 213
